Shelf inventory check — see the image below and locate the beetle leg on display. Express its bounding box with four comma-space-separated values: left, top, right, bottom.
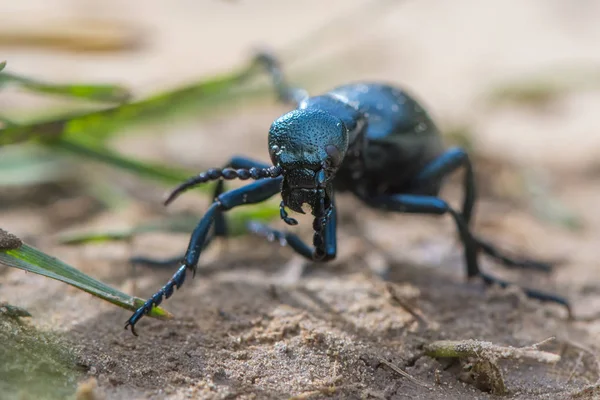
367, 194, 478, 276
125, 177, 282, 335
129, 156, 271, 268
412, 147, 475, 224
253, 50, 308, 107
411, 147, 554, 273
365, 193, 570, 314
247, 201, 337, 262
471, 237, 557, 272
130, 255, 184, 269
211, 157, 272, 239
129, 231, 220, 269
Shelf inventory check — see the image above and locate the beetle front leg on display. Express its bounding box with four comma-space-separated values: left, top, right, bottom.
129, 255, 184, 269
365, 193, 570, 314
129, 156, 271, 268
411, 147, 554, 273
211, 156, 272, 238
125, 177, 283, 335
248, 202, 337, 262
129, 236, 218, 268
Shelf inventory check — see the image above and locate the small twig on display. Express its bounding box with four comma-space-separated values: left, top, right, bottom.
424, 338, 560, 364
288, 386, 336, 400
385, 282, 436, 330
567, 351, 585, 385
563, 339, 600, 385
288, 382, 360, 400
377, 358, 430, 388
526, 336, 556, 350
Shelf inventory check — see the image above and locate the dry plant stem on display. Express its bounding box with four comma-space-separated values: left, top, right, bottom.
563, 339, 600, 384
567, 351, 586, 384
377, 358, 431, 388
527, 336, 557, 350
288, 386, 336, 400
385, 282, 435, 329
424, 338, 560, 364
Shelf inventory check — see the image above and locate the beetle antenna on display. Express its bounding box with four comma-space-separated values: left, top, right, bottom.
164, 165, 282, 206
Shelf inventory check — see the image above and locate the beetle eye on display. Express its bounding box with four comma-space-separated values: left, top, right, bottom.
269, 145, 281, 164
325, 144, 342, 167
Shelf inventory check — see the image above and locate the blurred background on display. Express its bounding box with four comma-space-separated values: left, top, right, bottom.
1, 1, 600, 399
3, 0, 600, 166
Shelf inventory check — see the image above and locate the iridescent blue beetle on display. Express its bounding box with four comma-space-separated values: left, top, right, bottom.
125, 52, 569, 335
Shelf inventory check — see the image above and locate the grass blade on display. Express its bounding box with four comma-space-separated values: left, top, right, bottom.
0, 70, 131, 103
0, 229, 172, 320
59, 219, 197, 245
53, 137, 200, 187
0, 61, 269, 146
0, 145, 71, 186
0, 110, 89, 145
53, 137, 280, 225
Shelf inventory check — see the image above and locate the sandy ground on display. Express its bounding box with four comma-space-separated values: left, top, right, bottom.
1, 1, 600, 399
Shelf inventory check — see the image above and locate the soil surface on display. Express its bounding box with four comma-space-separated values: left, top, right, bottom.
2, 1, 600, 399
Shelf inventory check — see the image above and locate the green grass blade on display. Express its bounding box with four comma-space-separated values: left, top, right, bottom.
0, 145, 71, 186
0, 61, 5, 72
59, 219, 194, 245
0, 62, 268, 146
0, 110, 89, 145
0, 229, 172, 319
2, 134, 280, 226
0, 70, 131, 103
0, 114, 16, 127
59, 229, 146, 245
53, 137, 201, 187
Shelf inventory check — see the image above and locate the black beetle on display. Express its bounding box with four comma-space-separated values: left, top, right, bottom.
125, 52, 569, 335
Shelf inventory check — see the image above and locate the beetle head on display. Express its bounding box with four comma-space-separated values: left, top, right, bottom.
268, 108, 348, 215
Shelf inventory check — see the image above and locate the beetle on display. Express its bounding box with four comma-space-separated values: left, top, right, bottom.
125, 52, 569, 335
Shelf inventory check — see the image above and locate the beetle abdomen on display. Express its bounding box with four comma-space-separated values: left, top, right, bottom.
328, 83, 444, 193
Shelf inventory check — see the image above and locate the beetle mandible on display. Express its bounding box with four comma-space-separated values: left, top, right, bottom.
125, 52, 569, 335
